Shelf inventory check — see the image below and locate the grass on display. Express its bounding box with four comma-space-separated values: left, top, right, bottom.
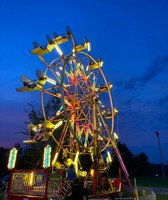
133, 177, 168, 200
134, 177, 168, 187
157, 194, 168, 200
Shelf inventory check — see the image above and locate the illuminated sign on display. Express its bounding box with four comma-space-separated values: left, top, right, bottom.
8, 148, 18, 169
43, 145, 51, 168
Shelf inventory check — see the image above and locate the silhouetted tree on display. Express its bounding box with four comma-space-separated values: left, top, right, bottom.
134, 153, 151, 176
109, 142, 135, 176
118, 142, 135, 175
19, 144, 44, 169
16, 97, 62, 169
108, 142, 151, 177
0, 147, 9, 174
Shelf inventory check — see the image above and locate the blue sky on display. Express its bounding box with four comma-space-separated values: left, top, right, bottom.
0, 0, 168, 164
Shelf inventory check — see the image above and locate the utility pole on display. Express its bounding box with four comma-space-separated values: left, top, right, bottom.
155, 131, 166, 181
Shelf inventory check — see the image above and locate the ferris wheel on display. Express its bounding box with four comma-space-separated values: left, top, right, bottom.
16, 27, 137, 199
17, 27, 133, 185
17, 27, 118, 156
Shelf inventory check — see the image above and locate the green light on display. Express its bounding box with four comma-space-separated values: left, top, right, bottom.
8, 148, 18, 169
43, 145, 52, 168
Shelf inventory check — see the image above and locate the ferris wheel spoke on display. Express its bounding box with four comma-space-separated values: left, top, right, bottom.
42, 90, 61, 98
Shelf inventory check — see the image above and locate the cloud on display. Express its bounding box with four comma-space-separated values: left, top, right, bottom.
123, 55, 168, 91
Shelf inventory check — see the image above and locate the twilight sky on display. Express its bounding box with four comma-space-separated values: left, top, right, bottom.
0, 0, 168, 164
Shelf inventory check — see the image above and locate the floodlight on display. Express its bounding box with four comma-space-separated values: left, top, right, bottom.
113, 132, 119, 141
74, 150, 79, 165
74, 150, 79, 174
54, 43, 63, 56
52, 152, 59, 166
47, 77, 56, 85
97, 57, 103, 67
54, 121, 63, 129
107, 151, 112, 163
84, 37, 91, 52
114, 108, 118, 117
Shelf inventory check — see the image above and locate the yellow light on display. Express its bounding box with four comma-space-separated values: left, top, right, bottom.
29, 171, 34, 186
74, 151, 79, 165
54, 121, 63, 129
84, 37, 91, 52
107, 151, 112, 163
54, 43, 63, 56
86, 65, 89, 72
109, 83, 113, 89
74, 151, 79, 174
87, 42, 91, 52
52, 152, 59, 166
47, 77, 56, 85
98, 58, 103, 67
114, 108, 118, 116
90, 169, 94, 177
72, 48, 75, 57
98, 135, 103, 140
56, 106, 63, 116
113, 132, 119, 141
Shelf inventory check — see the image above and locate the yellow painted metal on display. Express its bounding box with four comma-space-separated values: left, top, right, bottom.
53, 35, 69, 45
89, 62, 102, 69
